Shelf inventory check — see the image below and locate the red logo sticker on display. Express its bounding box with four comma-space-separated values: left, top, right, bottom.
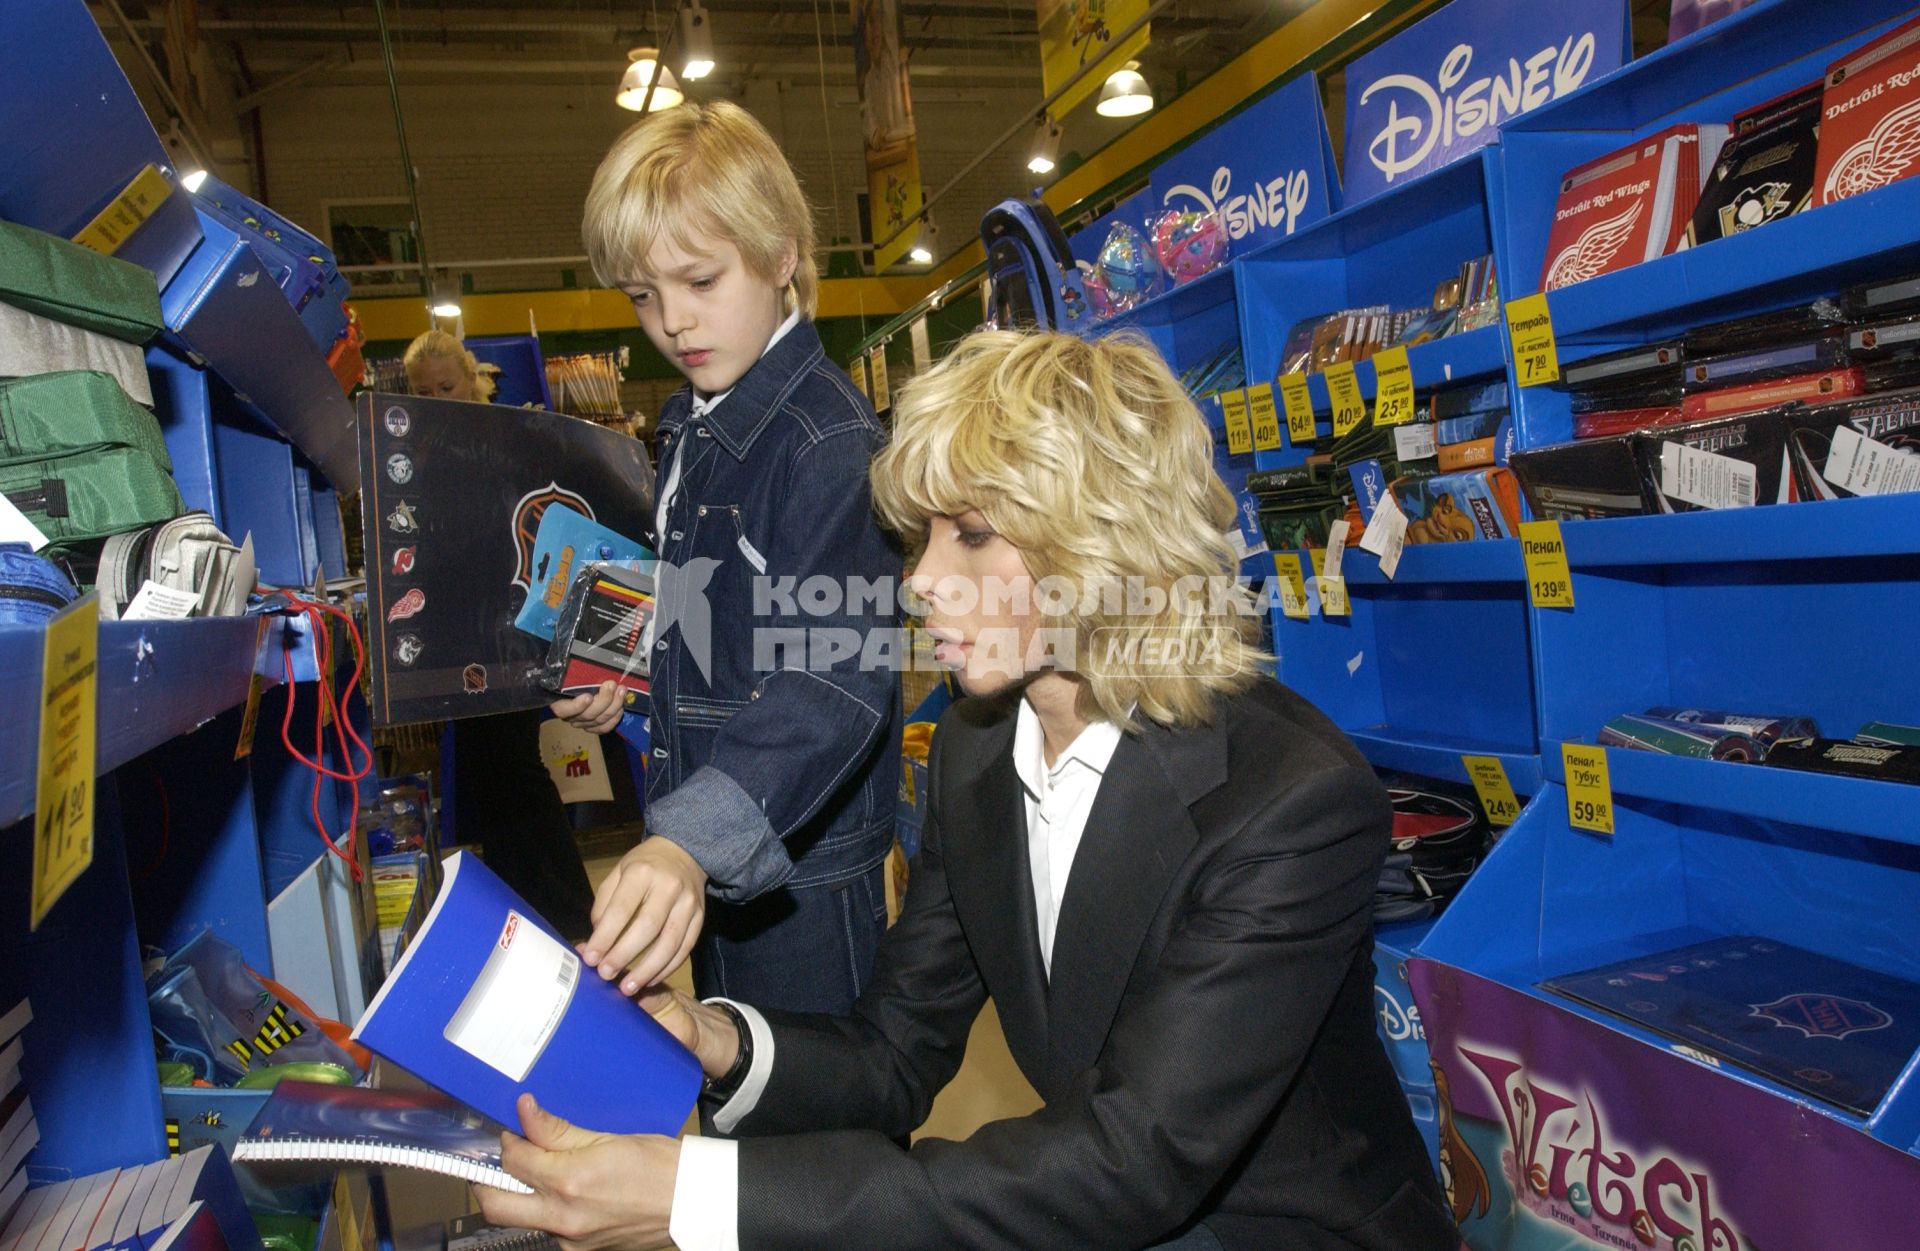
387, 587, 426, 622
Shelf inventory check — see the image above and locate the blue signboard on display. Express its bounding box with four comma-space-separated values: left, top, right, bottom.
1342, 0, 1630, 205
1146, 72, 1341, 255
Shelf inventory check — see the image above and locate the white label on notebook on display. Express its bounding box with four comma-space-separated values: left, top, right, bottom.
1824, 425, 1920, 497
444, 910, 579, 1081
1659, 442, 1756, 509
1358, 494, 1408, 579
1393, 424, 1436, 462
1323, 518, 1351, 578
0, 493, 48, 551
123, 581, 200, 620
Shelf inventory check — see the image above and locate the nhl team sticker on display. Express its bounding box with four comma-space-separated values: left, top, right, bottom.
391, 546, 416, 575
387, 453, 414, 484
383, 406, 411, 437
388, 588, 426, 623
1751, 992, 1893, 1040
387, 500, 418, 534
393, 634, 424, 666
462, 663, 489, 694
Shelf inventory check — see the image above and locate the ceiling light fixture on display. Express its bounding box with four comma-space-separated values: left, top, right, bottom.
616, 48, 685, 112
1026, 116, 1063, 175
1096, 61, 1153, 118
429, 301, 462, 319
677, 0, 715, 80
180, 168, 209, 192
908, 216, 939, 266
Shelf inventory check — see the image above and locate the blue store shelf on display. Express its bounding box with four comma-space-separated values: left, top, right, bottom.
1544, 743, 1920, 849
1343, 537, 1522, 585
1554, 493, 1920, 567
1346, 729, 1543, 795
0, 616, 288, 829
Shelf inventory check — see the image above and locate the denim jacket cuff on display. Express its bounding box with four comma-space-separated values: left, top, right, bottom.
646, 765, 795, 902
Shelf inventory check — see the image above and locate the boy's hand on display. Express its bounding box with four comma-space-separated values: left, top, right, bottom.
583, 838, 708, 993
632, 986, 745, 1080
550, 680, 629, 735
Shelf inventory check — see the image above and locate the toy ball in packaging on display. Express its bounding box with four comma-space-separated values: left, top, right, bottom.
1095, 222, 1163, 313
1150, 208, 1230, 285
1077, 260, 1119, 320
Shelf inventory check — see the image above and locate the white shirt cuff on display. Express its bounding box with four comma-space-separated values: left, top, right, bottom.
667, 1134, 739, 1251
709, 998, 775, 1134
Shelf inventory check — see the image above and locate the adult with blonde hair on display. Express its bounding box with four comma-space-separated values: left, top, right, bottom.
480, 330, 1457, 1250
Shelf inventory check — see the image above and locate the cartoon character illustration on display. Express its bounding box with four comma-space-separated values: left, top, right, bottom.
543, 544, 576, 609
1070, 0, 1111, 65
1406, 492, 1476, 544
1433, 1063, 1491, 1226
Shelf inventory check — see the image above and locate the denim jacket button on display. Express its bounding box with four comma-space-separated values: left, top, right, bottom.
652, 747, 667, 759
670, 530, 683, 541
698, 506, 708, 517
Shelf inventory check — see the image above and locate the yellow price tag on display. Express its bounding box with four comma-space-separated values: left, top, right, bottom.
1317, 574, 1350, 617
33, 595, 99, 929
849, 356, 869, 399
1562, 743, 1616, 835
1221, 388, 1253, 455
1273, 552, 1310, 620
1506, 293, 1561, 387
72, 164, 174, 256
1308, 547, 1326, 578
1279, 372, 1316, 444
235, 617, 272, 761
1520, 520, 1576, 608
1247, 383, 1283, 451
1371, 346, 1416, 426
868, 346, 891, 412
1324, 363, 1366, 437
1461, 756, 1522, 826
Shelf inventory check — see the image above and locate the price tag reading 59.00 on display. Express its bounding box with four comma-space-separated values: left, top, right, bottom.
1562, 743, 1615, 836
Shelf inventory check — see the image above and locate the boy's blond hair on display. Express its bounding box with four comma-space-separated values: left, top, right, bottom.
583, 100, 818, 317
403, 328, 496, 402
871, 330, 1267, 730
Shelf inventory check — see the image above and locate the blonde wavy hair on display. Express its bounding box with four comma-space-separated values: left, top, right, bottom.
871, 330, 1265, 729
403, 329, 496, 402
582, 100, 817, 317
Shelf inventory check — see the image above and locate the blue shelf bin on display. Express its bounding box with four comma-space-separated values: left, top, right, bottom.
465, 335, 555, 411
1088, 260, 1243, 383
1409, 782, 1920, 1250
1490, 0, 1920, 450
1534, 494, 1920, 749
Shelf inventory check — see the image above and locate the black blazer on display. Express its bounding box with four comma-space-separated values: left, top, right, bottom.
732, 679, 1457, 1250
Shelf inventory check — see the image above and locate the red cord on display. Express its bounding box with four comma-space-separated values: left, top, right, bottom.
274, 595, 374, 881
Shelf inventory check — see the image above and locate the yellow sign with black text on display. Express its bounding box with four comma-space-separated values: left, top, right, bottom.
1562, 743, 1615, 835
1520, 520, 1575, 608
1371, 346, 1415, 426
1317, 574, 1350, 617
1506, 293, 1560, 387
1461, 755, 1521, 826
33, 595, 99, 929
1274, 552, 1309, 620
1248, 383, 1282, 451
1279, 372, 1316, 444
1325, 363, 1366, 438
1221, 388, 1253, 455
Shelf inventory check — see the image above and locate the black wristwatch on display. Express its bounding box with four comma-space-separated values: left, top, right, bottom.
700, 1000, 753, 1103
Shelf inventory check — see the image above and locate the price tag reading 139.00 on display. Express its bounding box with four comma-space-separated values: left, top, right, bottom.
1519, 520, 1575, 609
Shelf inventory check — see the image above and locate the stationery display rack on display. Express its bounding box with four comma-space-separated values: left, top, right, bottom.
1, 8, 381, 1251
1079, 0, 1920, 1245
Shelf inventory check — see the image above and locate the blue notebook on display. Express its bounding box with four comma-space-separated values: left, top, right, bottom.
351, 851, 701, 1137
232, 1082, 527, 1193
1544, 936, 1920, 1117
512, 505, 652, 643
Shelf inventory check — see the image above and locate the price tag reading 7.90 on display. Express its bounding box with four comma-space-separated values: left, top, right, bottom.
1505, 293, 1561, 387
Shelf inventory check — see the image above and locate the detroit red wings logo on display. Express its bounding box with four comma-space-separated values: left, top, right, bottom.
1545, 200, 1644, 290
1751, 992, 1893, 1040
1824, 97, 1920, 202
509, 483, 594, 593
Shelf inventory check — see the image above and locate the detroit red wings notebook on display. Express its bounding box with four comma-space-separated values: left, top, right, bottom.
1541, 124, 1727, 291
1815, 12, 1920, 208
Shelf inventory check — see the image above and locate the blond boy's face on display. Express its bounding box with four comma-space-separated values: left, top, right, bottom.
618, 231, 793, 396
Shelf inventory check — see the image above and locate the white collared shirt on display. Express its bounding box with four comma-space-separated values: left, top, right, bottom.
667, 704, 1123, 1251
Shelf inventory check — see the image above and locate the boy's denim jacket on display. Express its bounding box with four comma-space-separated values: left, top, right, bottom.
618, 319, 900, 900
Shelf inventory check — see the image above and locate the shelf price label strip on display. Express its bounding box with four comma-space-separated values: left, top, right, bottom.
1520, 520, 1575, 609
1221, 387, 1253, 456
1461, 755, 1521, 827
1371, 346, 1415, 427
1247, 383, 1283, 451
1562, 743, 1615, 836
1278, 373, 1316, 444
33, 594, 100, 929
1324, 362, 1366, 438
1506, 293, 1560, 387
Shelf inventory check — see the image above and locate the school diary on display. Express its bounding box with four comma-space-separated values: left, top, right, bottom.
350, 852, 701, 1136
232, 1083, 528, 1193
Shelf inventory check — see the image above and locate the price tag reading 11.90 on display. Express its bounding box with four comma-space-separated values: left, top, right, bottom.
1562, 743, 1615, 835
1221, 388, 1253, 455
1519, 520, 1575, 609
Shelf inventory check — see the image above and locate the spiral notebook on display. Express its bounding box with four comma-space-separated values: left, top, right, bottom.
232, 1082, 532, 1193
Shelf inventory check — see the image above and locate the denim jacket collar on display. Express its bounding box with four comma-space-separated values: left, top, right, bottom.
658, 318, 826, 461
